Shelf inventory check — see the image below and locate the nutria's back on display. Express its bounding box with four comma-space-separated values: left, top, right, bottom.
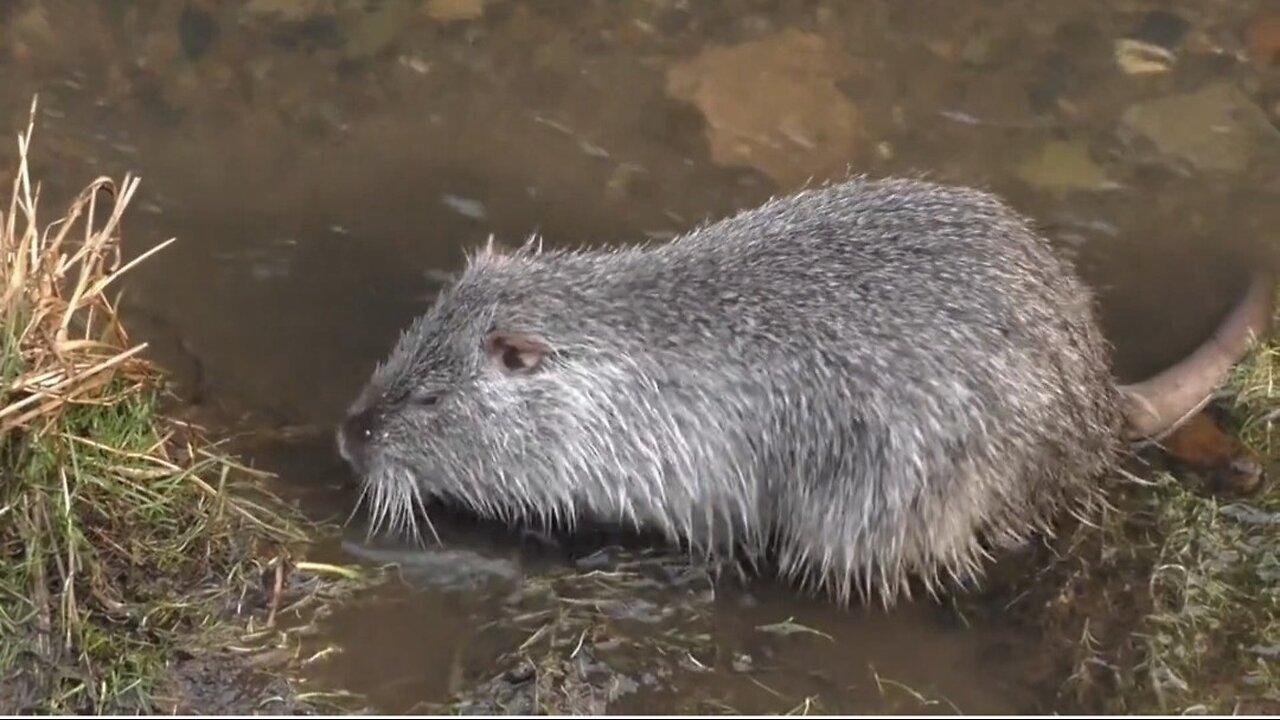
338, 178, 1144, 603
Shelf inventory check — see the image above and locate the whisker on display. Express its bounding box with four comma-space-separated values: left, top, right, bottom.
407, 477, 442, 547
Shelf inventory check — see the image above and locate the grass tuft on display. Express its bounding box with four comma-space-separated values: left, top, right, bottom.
0, 99, 359, 713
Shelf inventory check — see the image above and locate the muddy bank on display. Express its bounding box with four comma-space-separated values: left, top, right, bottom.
0, 117, 370, 713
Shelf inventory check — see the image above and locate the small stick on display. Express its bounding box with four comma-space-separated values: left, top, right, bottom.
266, 558, 286, 628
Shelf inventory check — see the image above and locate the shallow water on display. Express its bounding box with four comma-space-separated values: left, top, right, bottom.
2, 0, 1277, 712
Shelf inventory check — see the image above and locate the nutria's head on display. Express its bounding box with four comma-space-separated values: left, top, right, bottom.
337, 243, 555, 534
336, 239, 745, 545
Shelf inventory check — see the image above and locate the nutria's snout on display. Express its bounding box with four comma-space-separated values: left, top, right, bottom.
336, 405, 379, 474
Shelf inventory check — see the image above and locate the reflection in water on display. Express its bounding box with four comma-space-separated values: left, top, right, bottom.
2, 0, 1277, 712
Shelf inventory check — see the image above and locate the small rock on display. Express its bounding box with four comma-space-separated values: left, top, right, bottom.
665, 30, 862, 188
1114, 38, 1175, 75
1015, 140, 1116, 192
1121, 81, 1280, 173
398, 54, 431, 74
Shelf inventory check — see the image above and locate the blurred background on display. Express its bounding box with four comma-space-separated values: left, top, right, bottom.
1, 0, 1276, 713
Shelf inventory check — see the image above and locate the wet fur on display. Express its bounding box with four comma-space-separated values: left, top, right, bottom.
346, 178, 1124, 604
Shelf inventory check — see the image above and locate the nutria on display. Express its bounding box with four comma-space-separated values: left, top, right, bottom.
336, 177, 1272, 603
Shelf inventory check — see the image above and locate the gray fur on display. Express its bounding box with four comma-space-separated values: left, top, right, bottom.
340, 177, 1123, 604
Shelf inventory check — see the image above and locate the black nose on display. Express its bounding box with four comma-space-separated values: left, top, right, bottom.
337, 407, 378, 471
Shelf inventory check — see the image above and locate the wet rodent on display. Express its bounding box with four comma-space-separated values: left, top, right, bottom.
337, 177, 1272, 603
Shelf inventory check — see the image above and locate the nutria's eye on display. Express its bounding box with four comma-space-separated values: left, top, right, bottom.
413, 393, 440, 407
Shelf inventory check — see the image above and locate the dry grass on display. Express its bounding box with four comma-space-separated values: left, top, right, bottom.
0, 100, 362, 713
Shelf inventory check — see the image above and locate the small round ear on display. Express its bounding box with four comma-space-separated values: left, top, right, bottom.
485, 331, 550, 373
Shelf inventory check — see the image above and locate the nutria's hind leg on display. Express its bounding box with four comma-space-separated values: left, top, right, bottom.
769, 452, 1047, 607
1161, 408, 1266, 497
768, 482, 942, 606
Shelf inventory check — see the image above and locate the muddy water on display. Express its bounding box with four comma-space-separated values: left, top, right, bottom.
3, 0, 1278, 713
